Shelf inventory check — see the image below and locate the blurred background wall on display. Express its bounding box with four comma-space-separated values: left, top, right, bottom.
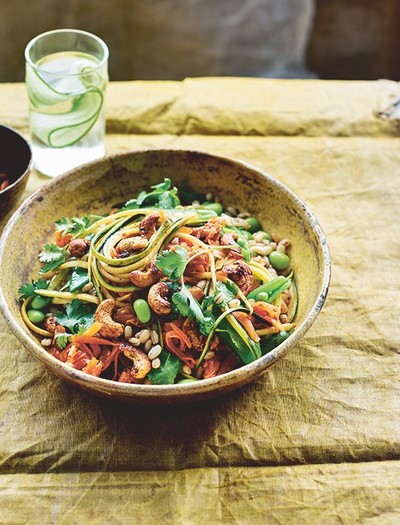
1, 0, 399, 82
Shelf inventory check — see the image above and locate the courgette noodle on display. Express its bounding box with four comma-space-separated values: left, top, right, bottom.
18, 179, 297, 385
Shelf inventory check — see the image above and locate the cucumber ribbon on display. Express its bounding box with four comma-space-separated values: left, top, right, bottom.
26, 64, 104, 148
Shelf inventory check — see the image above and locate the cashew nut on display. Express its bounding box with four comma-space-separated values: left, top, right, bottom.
139, 212, 161, 239
94, 298, 124, 338
221, 260, 254, 295
116, 236, 148, 256
129, 260, 161, 288
118, 342, 151, 379
147, 282, 172, 315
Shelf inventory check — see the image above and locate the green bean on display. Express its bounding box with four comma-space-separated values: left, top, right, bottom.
269, 251, 290, 270
27, 309, 45, 324
133, 298, 151, 324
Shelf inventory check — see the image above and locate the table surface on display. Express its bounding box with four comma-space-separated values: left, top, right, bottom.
0, 78, 399, 525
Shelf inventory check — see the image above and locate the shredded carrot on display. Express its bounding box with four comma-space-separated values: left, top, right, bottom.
170, 323, 192, 348
232, 311, 260, 342
55, 230, 72, 247
165, 332, 197, 368
80, 321, 102, 337
253, 302, 281, 327
70, 335, 118, 346
77, 342, 94, 358
83, 357, 103, 377
91, 343, 102, 359
101, 346, 121, 373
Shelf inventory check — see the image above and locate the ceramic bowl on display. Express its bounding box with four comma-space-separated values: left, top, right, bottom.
0, 125, 32, 218
0, 150, 330, 403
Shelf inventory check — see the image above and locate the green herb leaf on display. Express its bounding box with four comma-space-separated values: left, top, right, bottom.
223, 226, 251, 261
172, 284, 204, 325
18, 278, 49, 300
217, 317, 261, 364
55, 299, 95, 334
148, 351, 182, 385
55, 216, 97, 237
155, 246, 189, 280
158, 188, 180, 209
214, 280, 239, 306
121, 178, 181, 210
39, 244, 67, 273
261, 328, 294, 355
54, 332, 70, 350
69, 267, 89, 293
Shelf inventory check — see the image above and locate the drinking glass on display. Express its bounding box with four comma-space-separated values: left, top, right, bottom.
25, 29, 109, 177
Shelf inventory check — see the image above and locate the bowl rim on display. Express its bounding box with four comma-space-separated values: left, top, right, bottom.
0, 124, 33, 193
0, 149, 331, 398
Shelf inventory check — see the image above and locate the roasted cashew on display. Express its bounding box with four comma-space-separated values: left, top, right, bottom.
116, 236, 148, 257
139, 212, 161, 239
69, 239, 90, 258
147, 282, 172, 315
118, 342, 151, 379
221, 260, 254, 295
94, 298, 124, 338
129, 260, 161, 288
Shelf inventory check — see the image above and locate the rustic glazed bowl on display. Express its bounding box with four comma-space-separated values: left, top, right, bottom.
0, 150, 330, 403
0, 125, 32, 218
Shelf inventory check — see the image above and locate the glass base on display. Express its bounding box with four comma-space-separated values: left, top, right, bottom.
32, 142, 105, 178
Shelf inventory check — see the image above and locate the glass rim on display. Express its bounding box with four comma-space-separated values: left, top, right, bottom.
25, 28, 109, 77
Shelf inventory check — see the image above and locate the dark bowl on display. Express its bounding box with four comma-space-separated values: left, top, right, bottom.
0, 150, 331, 403
0, 125, 32, 218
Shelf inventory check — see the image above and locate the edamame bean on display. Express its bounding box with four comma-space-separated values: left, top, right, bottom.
27, 309, 45, 324
256, 292, 270, 302
245, 217, 261, 233
269, 251, 290, 270
133, 298, 151, 324
203, 202, 223, 215
31, 295, 51, 310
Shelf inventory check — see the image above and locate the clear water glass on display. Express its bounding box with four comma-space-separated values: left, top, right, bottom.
25, 29, 109, 178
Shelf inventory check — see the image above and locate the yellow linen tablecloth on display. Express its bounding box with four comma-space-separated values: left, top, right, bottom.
0, 78, 399, 524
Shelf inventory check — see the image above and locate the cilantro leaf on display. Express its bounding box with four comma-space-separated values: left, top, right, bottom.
54, 332, 70, 350
158, 189, 180, 209
172, 284, 203, 323
55, 300, 95, 333
39, 244, 67, 273
214, 280, 239, 307
155, 246, 189, 280
69, 267, 89, 293
18, 278, 48, 300
55, 216, 97, 238
121, 178, 181, 210
148, 352, 182, 385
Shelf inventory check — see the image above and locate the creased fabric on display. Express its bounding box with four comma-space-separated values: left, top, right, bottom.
0, 79, 399, 524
